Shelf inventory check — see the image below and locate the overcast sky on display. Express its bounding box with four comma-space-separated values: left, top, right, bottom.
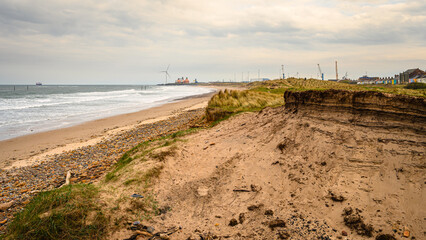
0, 0, 425, 84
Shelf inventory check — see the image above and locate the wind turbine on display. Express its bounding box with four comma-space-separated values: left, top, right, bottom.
161, 64, 171, 84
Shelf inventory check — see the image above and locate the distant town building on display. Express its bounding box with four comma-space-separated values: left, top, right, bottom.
357, 75, 380, 84
399, 68, 426, 83
356, 68, 425, 85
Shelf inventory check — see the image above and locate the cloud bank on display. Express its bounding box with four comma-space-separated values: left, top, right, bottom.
0, 0, 425, 84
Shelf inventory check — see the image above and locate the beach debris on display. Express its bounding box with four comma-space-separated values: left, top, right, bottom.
136, 230, 153, 237
131, 194, 144, 198
229, 218, 238, 226
233, 184, 261, 193
403, 230, 410, 238
129, 222, 155, 233
0, 219, 7, 225
268, 219, 286, 229
197, 186, 209, 196
233, 188, 250, 192
133, 221, 141, 225
342, 207, 374, 237
148, 226, 181, 240
239, 213, 245, 224
250, 184, 262, 192
58, 170, 72, 188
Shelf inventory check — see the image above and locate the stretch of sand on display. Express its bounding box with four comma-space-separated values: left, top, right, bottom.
0, 91, 217, 170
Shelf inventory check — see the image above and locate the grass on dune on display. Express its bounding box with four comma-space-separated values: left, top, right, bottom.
205, 89, 284, 122
206, 78, 425, 122
3, 184, 107, 240
248, 78, 426, 97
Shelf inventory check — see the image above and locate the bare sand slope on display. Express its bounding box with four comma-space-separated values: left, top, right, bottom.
138, 91, 425, 239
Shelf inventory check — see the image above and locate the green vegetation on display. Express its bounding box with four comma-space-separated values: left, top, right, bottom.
405, 82, 426, 89
105, 141, 151, 182
4, 184, 107, 240
206, 78, 425, 123
248, 78, 426, 97
206, 89, 283, 122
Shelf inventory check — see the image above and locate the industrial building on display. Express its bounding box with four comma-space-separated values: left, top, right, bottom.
175, 77, 197, 84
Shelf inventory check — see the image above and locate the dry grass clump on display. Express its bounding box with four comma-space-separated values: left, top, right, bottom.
206, 89, 283, 122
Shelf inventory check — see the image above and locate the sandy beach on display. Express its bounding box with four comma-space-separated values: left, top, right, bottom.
0, 91, 215, 170
0, 89, 222, 234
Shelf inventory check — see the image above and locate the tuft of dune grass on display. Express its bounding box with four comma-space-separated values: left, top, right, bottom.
205, 89, 283, 122
4, 184, 107, 240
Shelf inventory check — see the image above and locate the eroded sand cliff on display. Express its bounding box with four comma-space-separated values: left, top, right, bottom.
112, 90, 425, 239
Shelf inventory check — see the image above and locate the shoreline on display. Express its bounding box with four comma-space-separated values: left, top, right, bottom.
0, 90, 217, 170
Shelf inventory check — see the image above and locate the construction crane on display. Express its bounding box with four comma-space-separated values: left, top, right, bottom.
335, 61, 339, 81
317, 64, 324, 80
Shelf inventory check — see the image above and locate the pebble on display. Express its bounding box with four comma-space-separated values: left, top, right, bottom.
269, 219, 286, 229
229, 218, 238, 226
0, 109, 205, 235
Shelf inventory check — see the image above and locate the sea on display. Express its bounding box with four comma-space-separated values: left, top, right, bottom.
0, 85, 214, 141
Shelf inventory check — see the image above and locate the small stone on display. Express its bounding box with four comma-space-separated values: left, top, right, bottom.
403, 230, 410, 238
0, 201, 14, 211
239, 213, 245, 224
229, 218, 238, 226
269, 219, 286, 229
278, 230, 290, 239
375, 234, 396, 240
343, 207, 353, 215
342, 230, 348, 236
146, 226, 155, 233
247, 203, 264, 211
159, 233, 170, 239
265, 209, 274, 216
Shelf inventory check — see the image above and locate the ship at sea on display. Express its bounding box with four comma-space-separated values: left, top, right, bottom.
36, 82, 42, 86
